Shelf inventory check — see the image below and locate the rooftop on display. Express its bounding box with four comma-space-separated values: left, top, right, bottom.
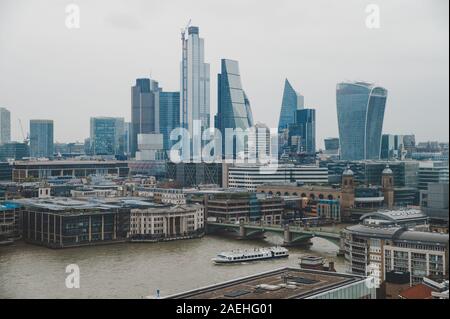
165, 267, 370, 299
399, 284, 433, 299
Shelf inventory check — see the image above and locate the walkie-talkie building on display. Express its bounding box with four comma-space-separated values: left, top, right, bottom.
336, 82, 388, 160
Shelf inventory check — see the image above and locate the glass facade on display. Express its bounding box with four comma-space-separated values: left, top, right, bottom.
215, 59, 254, 158
181, 26, 210, 135
29, 120, 54, 158
0, 107, 11, 145
308, 278, 376, 299
131, 78, 161, 156
336, 82, 387, 160
288, 109, 316, 154
159, 92, 180, 151
90, 117, 125, 156
278, 79, 304, 132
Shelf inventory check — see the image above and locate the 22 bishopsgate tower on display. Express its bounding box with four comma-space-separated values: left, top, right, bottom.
336, 81, 388, 160
181, 26, 211, 135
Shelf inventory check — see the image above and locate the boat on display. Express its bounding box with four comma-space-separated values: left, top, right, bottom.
212, 246, 289, 264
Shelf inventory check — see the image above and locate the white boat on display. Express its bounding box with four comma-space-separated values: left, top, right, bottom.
212, 246, 289, 264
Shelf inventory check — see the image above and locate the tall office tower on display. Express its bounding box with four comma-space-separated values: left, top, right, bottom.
288, 109, 316, 154
159, 92, 180, 151
123, 122, 132, 156
90, 117, 125, 156
296, 109, 316, 154
0, 108, 11, 145
214, 59, 254, 158
29, 120, 54, 158
131, 78, 161, 156
324, 138, 340, 152
181, 26, 210, 135
277, 79, 304, 132
336, 81, 388, 160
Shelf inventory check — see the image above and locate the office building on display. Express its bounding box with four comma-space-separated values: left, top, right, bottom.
226, 164, 328, 191
0, 162, 12, 181
166, 162, 223, 187
278, 79, 304, 132
159, 92, 180, 151
327, 160, 419, 188
135, 133, 165, 161
324, 138, 340, 152
166, 267, 376, 299
12, 160, 129, 182
181, 26, 210, 135
131, 78, 161, 156
0, 142, 30, 161
418, 161, 449, 191
421, 183, 449, 228
342, 223, 449, 287
288, 109, 316, 154
90, 117, 125, 156
18, 197, 131, 248
215, 59, 254, 158
29, 120, 54, 158
0, 108, 11, 145
206, 192, 284, 225
336, 82, 388, 160
0, 202, 22, 239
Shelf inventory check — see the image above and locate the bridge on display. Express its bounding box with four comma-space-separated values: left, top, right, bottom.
207, 221, 342, 247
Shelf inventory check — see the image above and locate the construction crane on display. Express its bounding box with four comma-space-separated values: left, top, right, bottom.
180, 19, 191, 40
18, 119, 29, 145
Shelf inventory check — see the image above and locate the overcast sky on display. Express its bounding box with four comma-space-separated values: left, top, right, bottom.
0, 0, 448, 147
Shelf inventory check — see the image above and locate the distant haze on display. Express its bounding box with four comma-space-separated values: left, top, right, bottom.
0, 0, 448, 147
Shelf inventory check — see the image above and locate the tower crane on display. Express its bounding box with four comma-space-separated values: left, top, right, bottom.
18, 119, 29, 145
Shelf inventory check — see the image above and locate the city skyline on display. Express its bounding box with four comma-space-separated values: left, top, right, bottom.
0, 0, 448, 147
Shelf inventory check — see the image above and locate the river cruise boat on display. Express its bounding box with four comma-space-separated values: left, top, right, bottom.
212, 246, 289, 264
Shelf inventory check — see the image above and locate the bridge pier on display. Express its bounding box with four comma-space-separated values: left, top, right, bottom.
283, 225, 292, 246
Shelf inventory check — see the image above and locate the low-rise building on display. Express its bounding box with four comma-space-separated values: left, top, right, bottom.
12, 160, 130, 182
165, 267, 377, 299
342, 224, 449, 287
226, 164, 328, 191
17, 197, 131, 248
0, 202, 22, 240
206, 192, 284, 225
129, 203, 204, 241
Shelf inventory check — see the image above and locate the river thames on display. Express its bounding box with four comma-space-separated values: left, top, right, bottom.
0, 234, 344, 299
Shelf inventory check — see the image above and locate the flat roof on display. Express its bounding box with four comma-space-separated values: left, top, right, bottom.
166, 267, 369, 299
13, 160, 128, 166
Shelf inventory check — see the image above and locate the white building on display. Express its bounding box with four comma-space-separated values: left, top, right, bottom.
226, 164, 328, 191
129, 204, 204, 240
135, 133, 165, 161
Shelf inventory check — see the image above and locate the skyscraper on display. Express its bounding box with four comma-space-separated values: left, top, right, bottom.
215, 59, 254, 158
131, 78, 161, 156
296, 109, 316, 154
90, 117, 125, 156
159, 92, 180, 151
324, 138, 340, 152
181, 26, 210, 135
287, 109, 316, 154
30, 120, 54, 158
336, 81, 388, 160
0, 108, 11, 145
277, 79, 304, 132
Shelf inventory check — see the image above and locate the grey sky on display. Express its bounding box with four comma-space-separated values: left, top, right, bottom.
0, 0, 448, 147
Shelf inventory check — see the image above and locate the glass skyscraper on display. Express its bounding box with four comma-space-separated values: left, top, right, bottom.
215, 59, 254, 158
277, 79, 304, 132
159, 92, 180, 151
30, 120, 54, 158
131, 78, 161, 156
336, 81, 388, 160
0, 107, 11, 145
181, 26, 210, 135
90, 117, 125, 156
